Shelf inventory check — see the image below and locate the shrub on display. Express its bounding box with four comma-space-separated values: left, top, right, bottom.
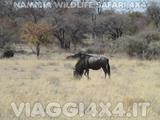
147, 42, 160, 59
125, 31, 160, 59
143, 31, 160, 43
127, 39, 148, 58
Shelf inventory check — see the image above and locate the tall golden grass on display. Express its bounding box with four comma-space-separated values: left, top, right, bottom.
0, 53, 160, 120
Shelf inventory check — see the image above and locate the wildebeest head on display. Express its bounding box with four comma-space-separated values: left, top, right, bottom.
73, 69, 83, 79
73, 58, 85, 79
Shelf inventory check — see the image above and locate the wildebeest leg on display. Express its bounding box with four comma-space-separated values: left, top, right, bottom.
84, 69, 90, 79
107, 62, 111, 78
84, 70, 87, 76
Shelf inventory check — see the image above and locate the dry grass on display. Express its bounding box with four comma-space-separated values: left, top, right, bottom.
0, 52, 160, 120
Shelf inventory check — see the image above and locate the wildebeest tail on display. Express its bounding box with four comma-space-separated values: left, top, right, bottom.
107, 60, 111, 78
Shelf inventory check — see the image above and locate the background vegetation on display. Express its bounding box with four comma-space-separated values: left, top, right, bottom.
0, 0, 160, 59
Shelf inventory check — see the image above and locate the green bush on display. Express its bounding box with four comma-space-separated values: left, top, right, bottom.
127, 39, 148, 58
147, 42, 160, 59
125, 31, 160, 59
141, 31, 160, 43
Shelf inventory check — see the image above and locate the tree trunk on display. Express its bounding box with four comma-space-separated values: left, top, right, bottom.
55, 28, 66, 49
36, 43, 40, 57
64, 40, 70, 50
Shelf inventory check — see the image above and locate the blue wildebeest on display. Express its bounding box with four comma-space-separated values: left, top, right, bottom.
1, 50, 14, 58
67, 52, 111, 79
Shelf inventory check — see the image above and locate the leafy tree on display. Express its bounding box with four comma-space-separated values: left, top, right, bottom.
22, 21, 51, 57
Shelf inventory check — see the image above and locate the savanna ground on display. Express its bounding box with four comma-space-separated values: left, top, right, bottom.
0, 50, 160, 120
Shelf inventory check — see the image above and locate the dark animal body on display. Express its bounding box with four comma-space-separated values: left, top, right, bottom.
1, 50, 14, 58
68, 52, 111, 79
